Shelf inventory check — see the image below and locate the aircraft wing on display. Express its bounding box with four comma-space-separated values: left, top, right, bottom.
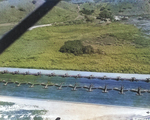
113, 87, 120, 91
55, 84, 60, 87
21, 82, 27, 84
8, 81, 14, 84
41, 83, 46, 86
107, 88, 112, 90
15, 81, 19, 84
34, 83, 41, 85
62, 85, 68, 87
76, 86, 82, 88
98, 86, 104, 90
2, 81, 7, 83
130, 89, 137, 92
123, 89, 128, 92
147, 90, 150, 93
69, 84, 73, 87
48, 84, 53, 86
28, 82, 32, 85
83, 86, 89, 89
141, 90, 147, 93
92, 87, 97, 89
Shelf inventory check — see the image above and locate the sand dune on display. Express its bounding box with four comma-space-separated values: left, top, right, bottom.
0, 95, 150, 120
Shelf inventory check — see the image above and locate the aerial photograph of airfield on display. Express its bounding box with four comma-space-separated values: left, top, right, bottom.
0, 0, 150, 119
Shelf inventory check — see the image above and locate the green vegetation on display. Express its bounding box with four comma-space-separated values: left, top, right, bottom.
0, 22, 150, 74
60, 40, 84, 55
97, 8, 113, 21
0, 1, 35, 24
80, 8, 94, 15
0, 25, 15, 38
37, 6, 78, 25
59, 40, 94, 55
0, 1, 78, 24
0, 1, 150, 74
94, 1, 150, 16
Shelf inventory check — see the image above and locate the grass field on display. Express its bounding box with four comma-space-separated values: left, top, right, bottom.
0, 22, 150, 74
0, 1, 78, 24
0, 1, 150, 74
0, 25, 16, 38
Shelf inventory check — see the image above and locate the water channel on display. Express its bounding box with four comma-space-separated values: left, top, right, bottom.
0, 73, 150, 108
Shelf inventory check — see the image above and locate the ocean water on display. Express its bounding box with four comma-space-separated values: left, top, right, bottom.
0, 101, 46, 120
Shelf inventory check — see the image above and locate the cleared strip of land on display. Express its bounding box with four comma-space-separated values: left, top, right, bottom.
0, 67, 150, 80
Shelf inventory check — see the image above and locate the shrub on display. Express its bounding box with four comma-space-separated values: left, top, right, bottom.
119, 10, 124, 12
10, 6, 15, 8
83, 45, 94, 54
80, 8, 94, 15
97, 9, 113, 20
85, 15, 94, 22
59, 40, 84, 55
59, 40, 94, 55
100, 7, 106, 11
18, 8, 26, 12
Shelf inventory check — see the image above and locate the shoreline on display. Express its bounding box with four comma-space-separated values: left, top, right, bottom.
0, 95, 150, 120
0, 67, 150, 81
0, 95, 149, 110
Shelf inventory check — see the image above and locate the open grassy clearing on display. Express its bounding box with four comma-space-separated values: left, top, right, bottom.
0, 1, 78, 25
0, 0, 35, 24
0, 25, 14, 38
1, 0, 150, 25
37, 6, 78, 25
0, 22, 150, 74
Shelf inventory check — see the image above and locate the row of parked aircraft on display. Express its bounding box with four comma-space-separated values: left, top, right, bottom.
1, 70, 150, 82
1, 80, 149, 96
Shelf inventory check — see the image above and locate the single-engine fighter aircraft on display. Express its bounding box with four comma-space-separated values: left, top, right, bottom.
15, 81, 27, 87
11, 71, 19, 75
22, 71, 30, 76
3, 80, 14, 86
73, 74, 82, 79
98, 85, 112, 93
83, 84, 97, 92
113, 86, 128, 94
1, 70, 8, 74
28, 82, 41, 88
55, 83, 67, 90
41, 82, 53, 89
69, 83, 82, 91
130, 87, 147, 96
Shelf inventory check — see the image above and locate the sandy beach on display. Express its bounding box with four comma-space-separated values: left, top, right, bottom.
0, 96, 150, 120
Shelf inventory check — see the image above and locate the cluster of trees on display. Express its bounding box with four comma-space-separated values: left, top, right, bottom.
59, 40, 94, 55
97, 7, 113, 21
80, 8, 94, 15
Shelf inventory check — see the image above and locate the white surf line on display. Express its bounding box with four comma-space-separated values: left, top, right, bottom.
0, 67, 150, 80
28, 24, 52, 30
0, 95, 149, 120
